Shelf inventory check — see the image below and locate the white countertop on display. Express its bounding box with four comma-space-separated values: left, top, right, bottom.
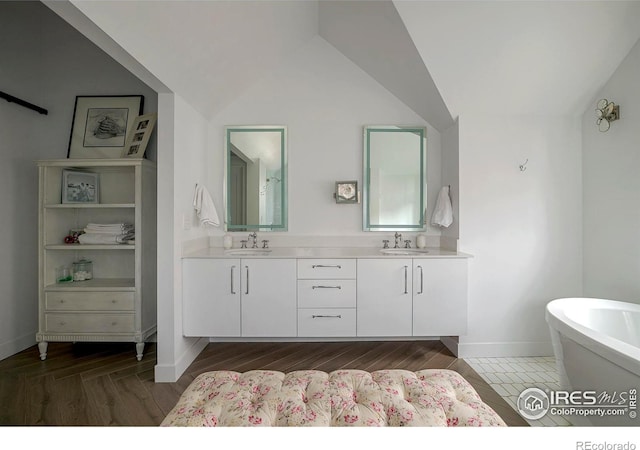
183, 246, 472, 259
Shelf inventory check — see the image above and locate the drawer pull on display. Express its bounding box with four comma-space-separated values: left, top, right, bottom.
231, 265, 236, 294
112, 299, 117, 304
59, 321, 66, 326
312, 285, 342, 290
404, 265, 409, 294
111, 321, 118, 326
312, 264, 341, 269
312, 314, 342, 319
59, 299, 65, 304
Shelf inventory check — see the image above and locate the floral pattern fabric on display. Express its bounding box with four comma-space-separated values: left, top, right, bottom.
161, 369, 506, 427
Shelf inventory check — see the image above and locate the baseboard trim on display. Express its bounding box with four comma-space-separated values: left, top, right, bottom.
457, 341, 554, 358
0, 332, 36, 362
207, 336, 441, 343
154, 337, 208, 382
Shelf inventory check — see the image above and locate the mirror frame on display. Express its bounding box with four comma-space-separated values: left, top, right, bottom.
224, 125, 288, 232
363, 125, 427, 231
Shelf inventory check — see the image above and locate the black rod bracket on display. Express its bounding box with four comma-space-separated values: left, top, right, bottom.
0, 90, 48, 115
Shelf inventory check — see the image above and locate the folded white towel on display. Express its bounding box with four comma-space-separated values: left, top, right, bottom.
431, 185, 453, 228
85, 223, 134, 234
193, 184, 220, 227
79, 232, 134, 245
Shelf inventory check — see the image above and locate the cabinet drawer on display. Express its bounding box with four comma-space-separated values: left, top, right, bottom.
45, 291, 135, 311
297, 308, 356, 337
44, 313, 135, 333
297, 280, 356, 308
297, 259, 356, 279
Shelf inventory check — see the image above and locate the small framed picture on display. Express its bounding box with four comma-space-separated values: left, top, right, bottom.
62, 170, 99, 204
122, 113, 157, 158
67, 95, 144, 159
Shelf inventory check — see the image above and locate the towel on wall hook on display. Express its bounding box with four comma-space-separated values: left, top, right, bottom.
193, 183, 220, 227
431, 185, 453, 228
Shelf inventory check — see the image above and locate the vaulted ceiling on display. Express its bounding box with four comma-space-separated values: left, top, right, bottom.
45, 0, 640, 131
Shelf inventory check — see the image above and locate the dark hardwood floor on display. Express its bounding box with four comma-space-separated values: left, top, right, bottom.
0, 340, 528, 426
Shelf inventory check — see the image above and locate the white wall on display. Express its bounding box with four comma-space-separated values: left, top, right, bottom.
155, 93, 211, 382
583, 39, 640, 303
457, 115, 583, 356
441, 119, 460, 242
0, 1, 157, 361
207, 36, 442, 240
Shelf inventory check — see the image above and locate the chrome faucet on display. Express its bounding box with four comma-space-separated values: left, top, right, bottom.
248, 232, 258, 248
394, 232, 402, 248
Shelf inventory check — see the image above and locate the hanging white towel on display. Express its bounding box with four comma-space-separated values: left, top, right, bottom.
193, 184, 220, 227
431, 185, 453, 228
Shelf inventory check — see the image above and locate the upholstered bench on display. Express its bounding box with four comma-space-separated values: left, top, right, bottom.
161, 369, 506, 426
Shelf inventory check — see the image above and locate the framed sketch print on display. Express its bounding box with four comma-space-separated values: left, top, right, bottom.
62, 170, 99, 204
67, 95, 144, 159
122, 113, 157, 158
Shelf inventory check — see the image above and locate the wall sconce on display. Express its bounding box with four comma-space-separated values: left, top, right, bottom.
334, 181, 359, 203
595, 99, 619, 132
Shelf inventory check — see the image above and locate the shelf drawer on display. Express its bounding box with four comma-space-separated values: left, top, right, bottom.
45, 291, 135, 311
44, 313, 135, 333
297, 259, 356, 279
297, 308, 356, 337
297, 280, 356, 308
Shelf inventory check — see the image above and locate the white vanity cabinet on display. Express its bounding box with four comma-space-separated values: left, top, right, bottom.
182, 251, 469, 340
182, 258, 297, 337
297, 259, 357, 337
357, 259, 413, 336
412, 259, 468, 336
241, 259, 297, 337
357, 258, 468, 337
183, 258, 241, 337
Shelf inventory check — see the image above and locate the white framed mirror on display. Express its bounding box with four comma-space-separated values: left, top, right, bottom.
363, 125, 426, 231
224, 126, 287, 231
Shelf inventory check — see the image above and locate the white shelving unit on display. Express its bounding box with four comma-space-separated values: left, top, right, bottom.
36, 159, 157, 361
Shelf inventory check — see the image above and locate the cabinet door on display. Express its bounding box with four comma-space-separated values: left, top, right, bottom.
241, 259, 297, 337
357, 259, 413, 336
182, 258, 241, 337
413, 259, 468, 336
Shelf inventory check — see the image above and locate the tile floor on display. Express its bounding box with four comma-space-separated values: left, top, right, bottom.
465, 356, 572, 426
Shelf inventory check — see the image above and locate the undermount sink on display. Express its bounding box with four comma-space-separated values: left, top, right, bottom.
380, 248, 429, 255
224, 249, 272, 256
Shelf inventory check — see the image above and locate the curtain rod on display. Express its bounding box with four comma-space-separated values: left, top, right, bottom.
0, 90, 48, 115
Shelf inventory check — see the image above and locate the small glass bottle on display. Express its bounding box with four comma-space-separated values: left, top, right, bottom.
223, 234, 233, 250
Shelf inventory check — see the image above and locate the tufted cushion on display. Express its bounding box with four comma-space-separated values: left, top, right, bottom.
161, 369, 506, 427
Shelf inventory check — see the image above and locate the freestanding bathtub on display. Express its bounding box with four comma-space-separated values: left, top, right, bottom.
546, 298, 640, 426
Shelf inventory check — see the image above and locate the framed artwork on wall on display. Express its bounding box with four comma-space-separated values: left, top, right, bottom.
61, 170, 99, 204
67, 95, 144, 159
122, 113, 157, 159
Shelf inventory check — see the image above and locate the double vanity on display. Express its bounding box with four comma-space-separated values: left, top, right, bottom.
182, 246, 470, 340
183, 123, 468, 342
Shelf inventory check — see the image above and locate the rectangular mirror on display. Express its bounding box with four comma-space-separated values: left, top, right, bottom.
224, 126, 287, 231
363, 126, 426, 231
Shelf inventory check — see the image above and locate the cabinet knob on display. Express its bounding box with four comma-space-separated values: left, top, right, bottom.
59, 321, 66, 326
59, 299, 65, 303
111, 321, 118, 326
112, 299, 117, 304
